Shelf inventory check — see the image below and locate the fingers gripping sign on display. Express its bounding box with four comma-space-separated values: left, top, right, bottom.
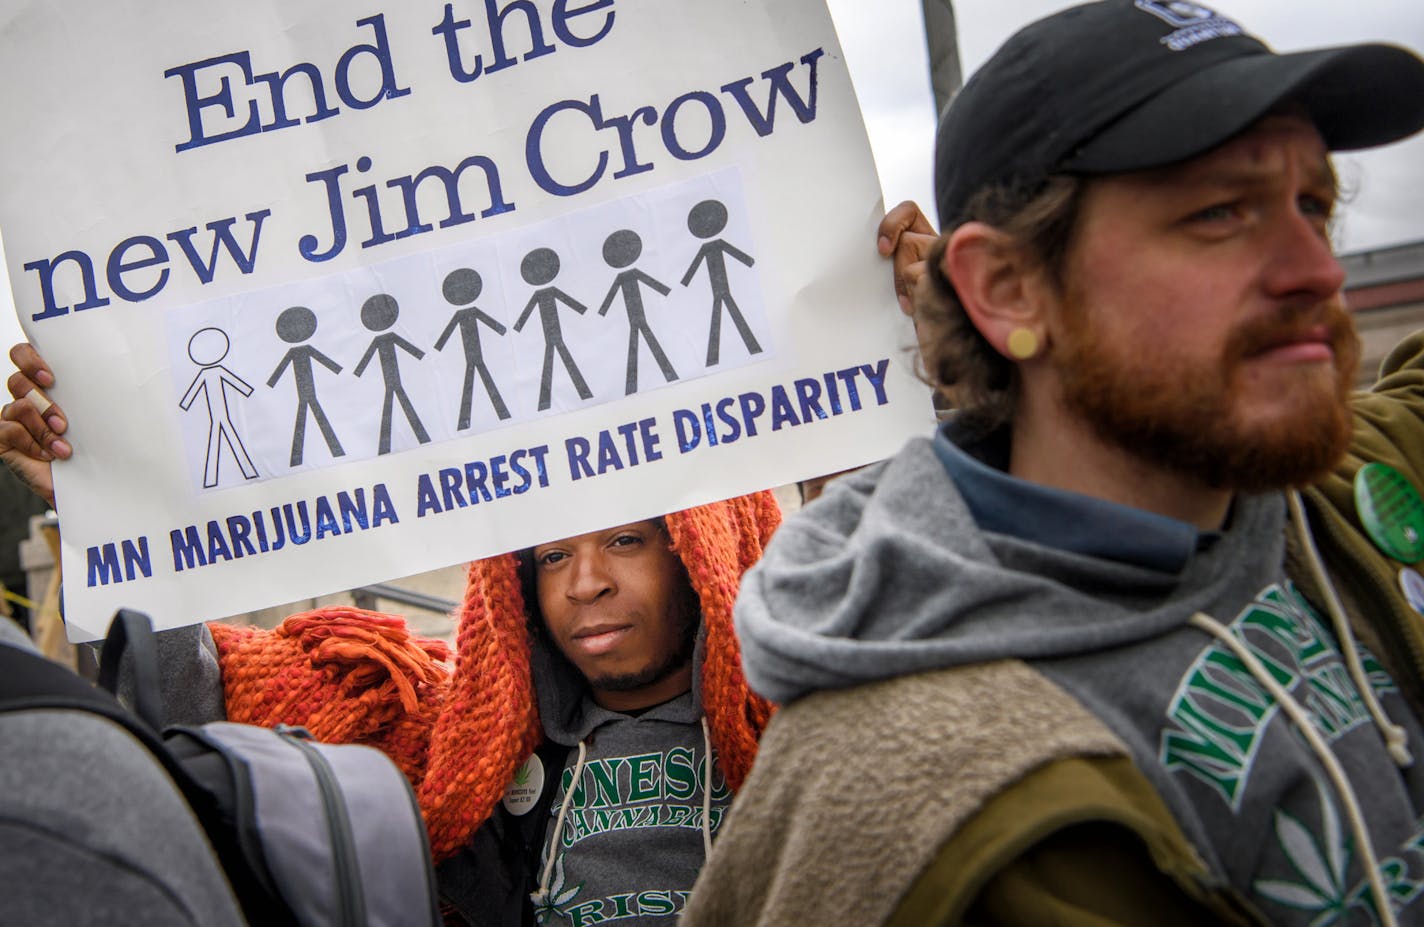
2, 342, 71, 506
877, 201, 937, 317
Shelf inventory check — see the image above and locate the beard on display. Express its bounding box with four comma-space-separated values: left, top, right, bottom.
1054, 297, 1359, 492
586, 579, 701, 694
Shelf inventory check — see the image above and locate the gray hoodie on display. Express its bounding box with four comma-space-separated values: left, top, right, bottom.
735, 428, 1424, 925
524, 632, 728, 927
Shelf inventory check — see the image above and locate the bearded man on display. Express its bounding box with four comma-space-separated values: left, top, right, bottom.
682, 3, 1424, 925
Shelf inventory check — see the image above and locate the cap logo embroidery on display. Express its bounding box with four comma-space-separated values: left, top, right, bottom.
1134, 0, 1244, 51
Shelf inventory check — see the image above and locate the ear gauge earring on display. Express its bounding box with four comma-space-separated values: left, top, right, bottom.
1006, 328, 1040, 361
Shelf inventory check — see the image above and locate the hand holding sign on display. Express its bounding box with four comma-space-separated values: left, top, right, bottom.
1, 344, 67, 507
876, 201, 938, 316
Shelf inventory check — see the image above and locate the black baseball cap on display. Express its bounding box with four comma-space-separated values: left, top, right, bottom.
934, 0, 1424, 227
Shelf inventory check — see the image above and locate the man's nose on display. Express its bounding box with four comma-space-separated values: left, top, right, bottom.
1261, 208, 1346, 303
567, 553, 615, 602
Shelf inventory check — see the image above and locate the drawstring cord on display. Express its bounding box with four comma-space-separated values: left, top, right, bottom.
534, 720, 714, 902
534, 740, 589, 903
1188, 611, 1398, 927
700, 717, 714, 857
1288, 491, 1412, 767
1179, 491, 1420, 925
534, 717, 715, 905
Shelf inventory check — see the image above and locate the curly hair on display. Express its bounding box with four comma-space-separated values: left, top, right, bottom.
915, 174, 1087, 437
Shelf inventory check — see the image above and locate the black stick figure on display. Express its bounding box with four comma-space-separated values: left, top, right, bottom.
512, 247, 592, 412
267, 306, 345, 466
680, 199, 763, 366
353, 294, 431, 455
598, 229, 678, 395
434, 268, 511, 428
179, 327, 258, 488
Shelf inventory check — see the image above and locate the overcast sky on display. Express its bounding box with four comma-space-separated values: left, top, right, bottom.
827, 0, 1424, 254
3, 1, 1422, 375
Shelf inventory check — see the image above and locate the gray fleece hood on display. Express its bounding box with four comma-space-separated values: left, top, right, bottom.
735, 436, 1289, 705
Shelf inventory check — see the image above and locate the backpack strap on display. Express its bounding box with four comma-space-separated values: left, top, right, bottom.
0, 638, 127, 718
0, 622, 190, 794
96, 608, 166, 731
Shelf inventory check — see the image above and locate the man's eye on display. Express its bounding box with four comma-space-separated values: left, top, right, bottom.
1187, 202, 1236, 223
537, 551, 567, 567
610, 533, 642, 548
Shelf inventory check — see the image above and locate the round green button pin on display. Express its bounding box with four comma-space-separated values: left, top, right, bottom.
1355, 462, 1424, 564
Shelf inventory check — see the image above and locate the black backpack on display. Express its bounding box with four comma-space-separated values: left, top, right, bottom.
0, 609, 441, 927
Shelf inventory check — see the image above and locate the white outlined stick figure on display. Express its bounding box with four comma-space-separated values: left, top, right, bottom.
179, 326, 258, 488
268, 306, 345, 467
513, 247, 593, 412
353, 293, 431, 455
680, 199, 763, 366
598, 229, 678, 395
434, 268, 511, 428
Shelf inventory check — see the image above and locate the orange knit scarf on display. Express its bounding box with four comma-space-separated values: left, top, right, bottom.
211, 491, 780, 861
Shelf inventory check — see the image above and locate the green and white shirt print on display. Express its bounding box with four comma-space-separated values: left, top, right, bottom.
532, 692, 730, 927
1158, 582, 1424, 925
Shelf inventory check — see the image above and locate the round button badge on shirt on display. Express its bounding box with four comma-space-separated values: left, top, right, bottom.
502, 753, 545, 816
1354, 462, 1424, 564
1399, 568, 1424, 616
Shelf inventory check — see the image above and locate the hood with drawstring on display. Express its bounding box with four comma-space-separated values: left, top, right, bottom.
417, 490, 778, 860
212, 491, 779, 876
731, 429, 1424, 926
507, 504, 775, 924
738, 433, 1293, 704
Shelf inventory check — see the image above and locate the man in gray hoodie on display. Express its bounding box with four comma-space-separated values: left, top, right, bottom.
683, 2, 1424, 926
429, 504, 775, 927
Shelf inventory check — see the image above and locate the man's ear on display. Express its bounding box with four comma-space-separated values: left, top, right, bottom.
941, 222, 1050, 361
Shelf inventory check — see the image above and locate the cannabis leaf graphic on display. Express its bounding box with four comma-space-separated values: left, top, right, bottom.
531, 852, 583, 924
1255, 782, 1354, 925
1253, 781, 1398, 925
1409, 817, 1424, 855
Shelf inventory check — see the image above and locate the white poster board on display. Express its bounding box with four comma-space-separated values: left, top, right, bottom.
0, 0, 932, 639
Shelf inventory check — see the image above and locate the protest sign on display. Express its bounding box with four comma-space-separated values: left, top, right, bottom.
0, 0, 933, 639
